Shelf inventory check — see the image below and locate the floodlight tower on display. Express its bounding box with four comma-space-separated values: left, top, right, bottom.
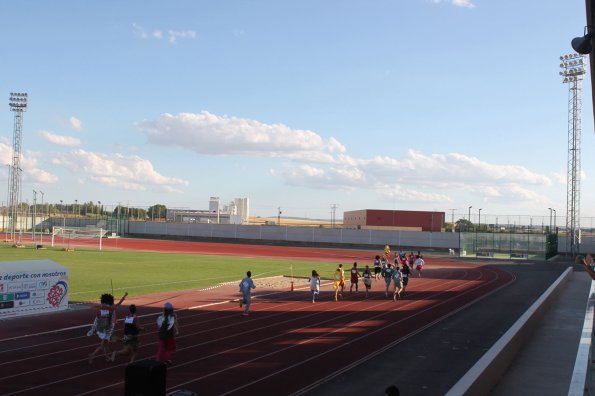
559, 54, 586, 256
8, 92, 28, 242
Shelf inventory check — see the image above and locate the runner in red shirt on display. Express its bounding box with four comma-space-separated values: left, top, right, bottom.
349, 262, 361, 293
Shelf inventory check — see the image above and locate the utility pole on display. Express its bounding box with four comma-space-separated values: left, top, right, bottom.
330, 204, 338, 228
449, 208, 456, 232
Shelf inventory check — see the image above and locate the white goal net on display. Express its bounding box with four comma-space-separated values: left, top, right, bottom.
51, 226, 106, 251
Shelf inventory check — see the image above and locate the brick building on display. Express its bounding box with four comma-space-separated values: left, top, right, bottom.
343, 209, 445, 232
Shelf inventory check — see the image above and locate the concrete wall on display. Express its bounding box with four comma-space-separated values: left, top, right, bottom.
128, 221, 460, 250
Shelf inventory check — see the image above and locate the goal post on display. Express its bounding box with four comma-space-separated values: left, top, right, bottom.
51, 226, 106, 251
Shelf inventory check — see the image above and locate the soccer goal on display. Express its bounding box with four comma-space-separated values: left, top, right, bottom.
51, 226, 107, 251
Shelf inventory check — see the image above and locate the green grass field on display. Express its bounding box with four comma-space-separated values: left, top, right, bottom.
0, 244, 335, 302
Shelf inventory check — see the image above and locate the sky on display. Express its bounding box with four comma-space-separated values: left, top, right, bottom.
0, 0, 593, 224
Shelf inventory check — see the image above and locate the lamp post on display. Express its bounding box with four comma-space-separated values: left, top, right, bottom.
548, 208, 553, 233
478, 208, 482, 230
278, 207, 282, 226
468, 206, 472, 231
39, 191, 44, 244
97, 201, 101, 221
552, 208, 557, 232
32, 190, 37, 243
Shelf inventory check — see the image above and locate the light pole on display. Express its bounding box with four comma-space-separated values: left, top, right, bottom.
560, 53, 586, 256
8, 93, 28, 242
32, 190, 37, 243
478, 208, 482, 230
548, 208, 553, 233
278, 207, 282, 225
39, 191, 44, 244
97, 201, 101, 222
468, 206, 472, 231
552, 208, 557, 232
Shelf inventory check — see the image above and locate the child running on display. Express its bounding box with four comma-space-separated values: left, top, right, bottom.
401, 262, 411, 296
414, 255, 425, 277
156, 302, 178, 366
362, 265, 372, 298
381, 263, 395, 298
373, 255, 381, 280
392, 266, 404, 301
310, 270, 321, 303
333, 264, 345, 301
111, 304, 143, 363
349, 262, 361, 293
87, 292, 128, 364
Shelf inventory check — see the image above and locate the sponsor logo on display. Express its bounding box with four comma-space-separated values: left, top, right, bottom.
7, 283, 23, 292
15, 292, 30, 300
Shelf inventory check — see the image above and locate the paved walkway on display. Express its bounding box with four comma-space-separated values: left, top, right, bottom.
491, 266, 592, 396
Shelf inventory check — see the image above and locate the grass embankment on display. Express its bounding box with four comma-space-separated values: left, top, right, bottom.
0, 244, 335, 302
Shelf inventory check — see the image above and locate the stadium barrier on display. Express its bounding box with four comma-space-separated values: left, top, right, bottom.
445, 267, 572, 396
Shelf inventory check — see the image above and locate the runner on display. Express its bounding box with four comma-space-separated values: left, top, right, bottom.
362, 265, 372, 298
401, 262, 411, 297
110, 304, 143, 363
349, 262, 361, 293
392, 265, 404, 301
373, 255, 381, 280
383, 243, 391, 261
310, 270, 321, 303
414, 255, 425, 277
381, 263, 395, 298
87, 292, 128, 364
239, 271, 256, 315
155, 302, 178, 365
333, 264, 345, 301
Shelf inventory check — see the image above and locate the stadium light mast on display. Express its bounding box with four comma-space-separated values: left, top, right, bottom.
560, 54, 586, 256
8, 92, 28, 242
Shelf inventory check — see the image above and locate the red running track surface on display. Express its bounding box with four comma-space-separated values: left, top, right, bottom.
0, 239, 514, 395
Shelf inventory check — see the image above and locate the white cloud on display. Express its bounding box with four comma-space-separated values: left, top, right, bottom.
168, 30, 197, 44
0, 143, 59, 184
133, 23, 196, 44
132, 23, 148, 39
453, 0, 475, 8
53, 149, 189, 192
69, 117, 82, 131
137, 111, 343, 161
39, 130, 81, 147
431, 0, 476, 8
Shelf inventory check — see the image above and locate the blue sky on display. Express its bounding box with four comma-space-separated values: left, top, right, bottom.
0, 0, 593, 223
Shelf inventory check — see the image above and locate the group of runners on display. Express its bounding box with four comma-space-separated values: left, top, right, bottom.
310, 246, 426, 302
87, 292, 179, 365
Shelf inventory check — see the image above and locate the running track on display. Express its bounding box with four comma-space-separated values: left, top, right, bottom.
0, 239, 514, 395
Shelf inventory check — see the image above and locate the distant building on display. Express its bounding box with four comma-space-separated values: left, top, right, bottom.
343, 209, 445, 232
209, 197, 220, 213
168, 196, 250, 225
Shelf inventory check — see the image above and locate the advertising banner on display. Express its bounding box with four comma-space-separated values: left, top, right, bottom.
0, 260, 69, 318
